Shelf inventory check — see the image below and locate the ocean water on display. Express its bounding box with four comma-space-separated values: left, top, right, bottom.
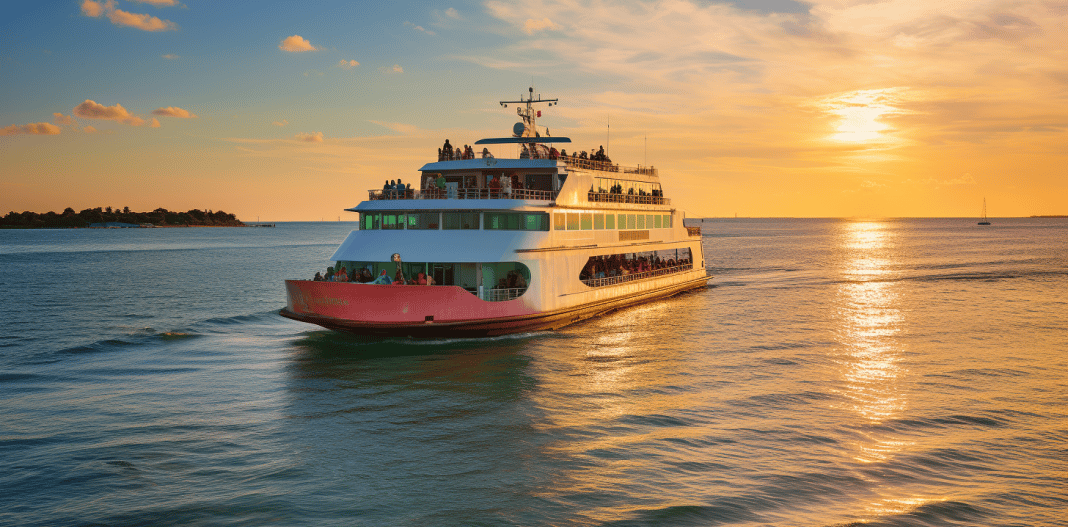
1, 218, 1065, 526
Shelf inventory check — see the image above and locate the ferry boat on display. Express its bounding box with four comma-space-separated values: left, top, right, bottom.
280, 87, 709, 337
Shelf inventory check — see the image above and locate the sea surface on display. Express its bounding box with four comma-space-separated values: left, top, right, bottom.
1, 218, 1065, 526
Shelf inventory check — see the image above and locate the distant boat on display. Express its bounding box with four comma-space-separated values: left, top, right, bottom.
978, 198, 991, 225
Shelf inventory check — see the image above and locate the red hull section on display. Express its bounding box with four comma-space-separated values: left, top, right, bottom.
279, 277, 708, 337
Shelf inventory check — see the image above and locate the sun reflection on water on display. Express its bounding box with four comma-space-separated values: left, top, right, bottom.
835, 221, 906, 431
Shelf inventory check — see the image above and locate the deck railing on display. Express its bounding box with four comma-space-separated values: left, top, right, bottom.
368, 188, 557, 201
580, 263, 693, 288
561, 157, 658, 176
587, 191, 670, 206
481, 287, 527, 302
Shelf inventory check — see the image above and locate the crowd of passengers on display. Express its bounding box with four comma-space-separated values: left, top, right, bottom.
437, 139, 490, 161
580, 254, 691, 281
593, 183, 663, 197
313, 265, 434, 285
435, 138, 615, 165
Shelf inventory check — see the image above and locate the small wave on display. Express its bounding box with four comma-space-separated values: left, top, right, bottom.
156, 331, 199, 341
56, 339, 137, 355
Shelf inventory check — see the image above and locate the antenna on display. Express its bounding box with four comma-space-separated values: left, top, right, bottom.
644, 135, 647, 167
607, 114, 610, 157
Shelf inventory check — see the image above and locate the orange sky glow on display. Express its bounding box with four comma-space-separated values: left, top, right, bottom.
1, 0, 1065, 220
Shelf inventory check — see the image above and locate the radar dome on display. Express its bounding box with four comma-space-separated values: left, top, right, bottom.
512, 122, 526, 137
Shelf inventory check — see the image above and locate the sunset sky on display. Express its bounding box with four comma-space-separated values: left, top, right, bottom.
2, 0, 1065, 220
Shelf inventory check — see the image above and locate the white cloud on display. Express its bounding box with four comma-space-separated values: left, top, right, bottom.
162, 53, 179, 59
73, 99, 147, 126
279, 35, 318, 52
0, 122, 62, 136
405, 21, 436, 35
81, 0, 177, 31
392, 64, 403, 73
445, 7, 460, 19
131, 0, 179, 6
152, 106, 197, 118
295, 132, 324, 142
272, 119, 289, 127
53, 113, 76, 126
338, 59, 360, 69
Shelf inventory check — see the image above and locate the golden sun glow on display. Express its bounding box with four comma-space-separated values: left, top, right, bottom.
823, 89, 903, 143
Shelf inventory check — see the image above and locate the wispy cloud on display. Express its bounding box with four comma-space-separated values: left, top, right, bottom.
152, 106, 197, 118
279, 35, 318, 52
272, 119, 289, 127
130, 0, 179, 6
82, 0, 177, 31
521, 18, 560, 35
53, 113, 76, 126
1, 122, 62, 136
338, 59, 360, 69
404, 21, 435, 35
295, 132, 324, 142
162, 53, 179, 59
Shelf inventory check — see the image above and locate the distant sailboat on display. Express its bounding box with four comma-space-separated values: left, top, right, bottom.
978, 198, 991, 225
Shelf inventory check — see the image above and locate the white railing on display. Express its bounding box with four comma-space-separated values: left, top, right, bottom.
580, 264, 693, 288
481, 287, 528, 302
587, 191, 670, 206
368, 188, 557, 201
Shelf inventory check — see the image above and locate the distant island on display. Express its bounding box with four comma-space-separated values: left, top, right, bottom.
1, 207, 245, 229
1030, 215, 1067, 218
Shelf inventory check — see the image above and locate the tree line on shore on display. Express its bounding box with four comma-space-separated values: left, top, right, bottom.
0, 207, 244, 228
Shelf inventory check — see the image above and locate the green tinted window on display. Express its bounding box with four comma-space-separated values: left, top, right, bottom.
525, 213, 549, 231
443, 212, 478, 229
618, 214, 627, 229
636, 214, 645, 229
567, 213, 581, 230
554, 213, 566, 230
594, 214, 604, 230
382, 213, 401, 230
580, 213, 593, 230
654, 214, 662, 229
627, 214, 636, 229
606, 214, 615, 229
664, 214, 671, 228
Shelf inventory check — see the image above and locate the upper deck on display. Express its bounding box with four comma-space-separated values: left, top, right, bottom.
367, 155, 669, 206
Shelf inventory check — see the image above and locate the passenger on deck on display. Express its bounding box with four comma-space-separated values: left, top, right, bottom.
416, 272, 427, 285
336, 266, 349, 282
549, 146, 559, 159
438, 147, 443, 162
313, 272, 323, 281
579, 150, 588, 160
393, 269, 405, 285
482, 147, 493, 159
359, 268, 373, 283
488, 175, 501, 192
436, 173, 446, 195
520, 144, 530, 159
560, 148, 567, 158
372, 270, 392, 284
442, 139, 453, 161
325, 266, 335, 281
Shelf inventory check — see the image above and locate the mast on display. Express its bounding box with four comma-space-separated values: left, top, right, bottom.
499, 86, 558, 137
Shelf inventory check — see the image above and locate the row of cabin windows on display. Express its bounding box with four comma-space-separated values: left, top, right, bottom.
553, 213, 673, 231
361, 211, 673, 231
362, 212, 550, 231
